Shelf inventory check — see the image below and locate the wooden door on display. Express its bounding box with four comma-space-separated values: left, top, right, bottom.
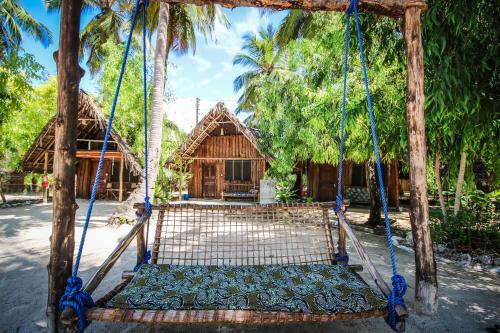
76, 159, 91, 199
202, 163, 217, 197
318, 164, 337, 201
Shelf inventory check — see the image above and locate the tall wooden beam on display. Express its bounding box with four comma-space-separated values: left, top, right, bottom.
404, 6, 438, 315
119, 157, 124, 202
46, 1, 82, 332
157, 0, 427, 17
43, 151, 49, 203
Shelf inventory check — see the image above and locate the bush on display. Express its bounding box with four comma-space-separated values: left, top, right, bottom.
431, 190, 499, 251
275, 174, 298, 203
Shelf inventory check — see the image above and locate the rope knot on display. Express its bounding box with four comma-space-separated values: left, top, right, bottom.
59, 276, 94, 333
391, 274, 407, 299
346, 0, 358, 14
144, 196, 152, 217
386, 274, 407, 330
134, 250, 152, 271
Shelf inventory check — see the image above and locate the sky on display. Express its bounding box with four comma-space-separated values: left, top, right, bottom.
20, 1, 286, 133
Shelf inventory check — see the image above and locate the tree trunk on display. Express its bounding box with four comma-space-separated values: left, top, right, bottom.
0, 174, 6, 203
366, 160, 382, 227
434, 152, 447, 221
404, 6, 438, 315
453, 150, 467, 216
46, 1, 82, 332
0, 185, 6, 203
110, 3, 170, 223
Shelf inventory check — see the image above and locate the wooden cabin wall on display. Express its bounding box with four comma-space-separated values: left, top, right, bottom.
76, 159, 109, 199
307, 161, 399, 207
76, 159, 91, 199
194, 135, 262, 158
186, 134, 266, 198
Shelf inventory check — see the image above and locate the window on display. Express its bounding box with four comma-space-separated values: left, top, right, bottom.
225, 160, 251, 181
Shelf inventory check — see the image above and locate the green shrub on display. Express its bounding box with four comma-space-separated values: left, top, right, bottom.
431, 190, 499, 251
275, 175, 298, 203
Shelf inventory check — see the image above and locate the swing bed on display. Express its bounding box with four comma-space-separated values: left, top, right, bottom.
59, 0, 408, 332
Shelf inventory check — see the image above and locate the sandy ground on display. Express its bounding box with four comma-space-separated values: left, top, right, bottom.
0, 199, 499, 333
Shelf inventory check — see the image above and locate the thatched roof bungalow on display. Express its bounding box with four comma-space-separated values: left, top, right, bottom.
22, 91, 142, 200
168, 102, 270, 200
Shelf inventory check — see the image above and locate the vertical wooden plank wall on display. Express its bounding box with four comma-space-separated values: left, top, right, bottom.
186, 134, 267, 198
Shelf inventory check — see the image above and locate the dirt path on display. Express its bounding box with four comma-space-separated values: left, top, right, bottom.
0, 200, 498, 333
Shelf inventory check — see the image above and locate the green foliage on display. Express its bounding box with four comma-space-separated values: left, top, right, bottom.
0, 52, 44, 125
233, 24, 293, 114
275, 177, 297, 203
97, 40, 155, 156
0, 0, 52, 61
423, 0, 499, 195
0, 56, 50, 171
431, 190, 499, 250
254, 13, 407, 178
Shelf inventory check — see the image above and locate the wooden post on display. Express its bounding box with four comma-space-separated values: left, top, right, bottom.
337, 218, 347, 265
136, 208, 146, 267
46, 1, 82, 332
119, 157, 124, 202
43, 151, 49, 203
394, 161, 399, 210
404, 6, 438, 315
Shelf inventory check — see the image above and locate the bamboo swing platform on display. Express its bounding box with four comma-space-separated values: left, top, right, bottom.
74, 202, 405, 328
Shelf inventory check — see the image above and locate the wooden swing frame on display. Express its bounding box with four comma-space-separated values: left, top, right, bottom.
62, 201, 406, 330
50, 0, 436, 332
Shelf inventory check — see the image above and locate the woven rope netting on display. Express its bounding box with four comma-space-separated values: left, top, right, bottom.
151, 203, 337, 266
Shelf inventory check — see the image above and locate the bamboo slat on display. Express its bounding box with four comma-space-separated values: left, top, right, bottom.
87, 308, 387, 324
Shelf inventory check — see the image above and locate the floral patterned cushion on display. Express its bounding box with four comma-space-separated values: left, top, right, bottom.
107, 264, 387, 314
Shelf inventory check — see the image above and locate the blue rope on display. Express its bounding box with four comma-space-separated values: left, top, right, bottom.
59, 1, 142, 331
335, 253, 349, 263
133, 250, 151, 271
59, 277, 94, 332
339, 0, 407, 329
141, 0, 152, 269
334, 0, 351, 216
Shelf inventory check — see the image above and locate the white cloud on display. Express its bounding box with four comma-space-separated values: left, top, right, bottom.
204, 9, 270, 58
192, 56, 213, 72
164, 97, 240, 133
214, 72, 224, 79
222, 61, 233, 72
234, 9, 269, 36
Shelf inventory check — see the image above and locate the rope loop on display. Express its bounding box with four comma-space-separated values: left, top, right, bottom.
386, 274, 408, 329
59, 276, 94, 333
134, 250, 152, 271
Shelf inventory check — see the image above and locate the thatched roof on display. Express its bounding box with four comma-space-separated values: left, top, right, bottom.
22, 90, 143, 175
168, 102, 270, 163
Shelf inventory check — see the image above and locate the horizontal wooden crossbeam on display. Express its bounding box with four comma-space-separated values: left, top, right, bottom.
76, 151, 123, 159
156, 0, 427, 18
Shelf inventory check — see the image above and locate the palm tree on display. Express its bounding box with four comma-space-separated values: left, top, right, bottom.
44, 0, 227, 221
45, 0, 128, 75
276, 9, 315, 48
111, 2, 228, 222
233, 24, 288, 114
0, 0, 53, 61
